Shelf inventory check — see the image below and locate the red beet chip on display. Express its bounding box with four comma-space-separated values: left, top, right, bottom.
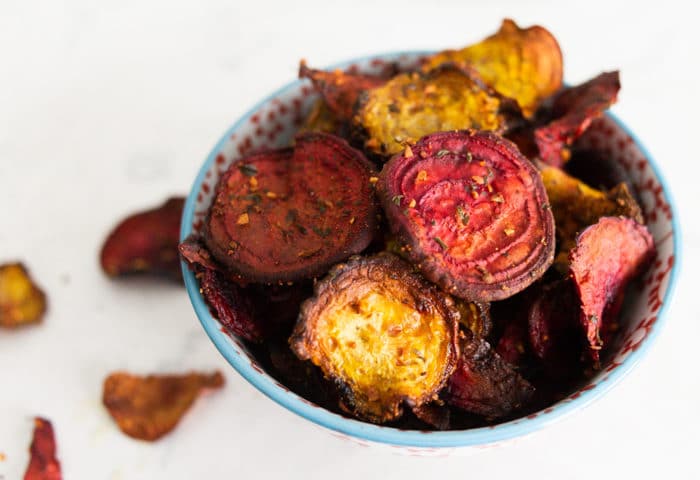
204, 132, 379, 284
495, 319, 529, 367
197, 267, 264, 343
100, 197, 185, 281
299, 61, 389, 121
379, 130, 555, 302
446, 331, 534, 419
535, 72, 620, 167
569, 216, 655, 362
24, 417, 62, 480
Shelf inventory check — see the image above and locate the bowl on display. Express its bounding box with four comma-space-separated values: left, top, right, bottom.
180, 52, 680, 454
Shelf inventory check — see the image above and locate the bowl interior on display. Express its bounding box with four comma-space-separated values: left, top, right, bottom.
181, 52, 679, 450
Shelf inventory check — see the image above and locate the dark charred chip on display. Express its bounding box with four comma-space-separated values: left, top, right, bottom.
267, 340, 339, 408
566, 148, 631, 190
424, 19, 563, 117
204, 132, 378, 284
24, 417, 62, 480
454, 300, 492, 339
528, 280, 582, 378
539, 163, 644, 270
379, 130, 555, 302
358, 64, 522, 156
0, 263, 47, 328
290, 253, 459, 424
535, 72, 620, 166
411, 402, 451, 430
100, 197, 185, 280
198, 267, 264, 343
569, 217, 655, 361
446, 331, 535, 419
248, 281, 314, 337
495, 319, 528, 367
299, 61, 388, 121
103, 371, 224, 441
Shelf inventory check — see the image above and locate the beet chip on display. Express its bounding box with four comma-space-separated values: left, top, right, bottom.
538, 163, 643, 269
100, 197, 185, 280
290, 253, 459, 424
528, 281, 582, 377
358, 65, 522, 156
299, 61, 388, 121
0, 263, 47, 328
535, 72, 620, 167
379, 130, 555, 302
23, 417, 62, 480
204, 132, 378, 284
424, 19, 563, 117
446, 331, 534, 419
569, 217, 655, 361
103, 371, 224, 441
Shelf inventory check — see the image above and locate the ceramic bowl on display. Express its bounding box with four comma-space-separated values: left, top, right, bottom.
180, 52, 680, 455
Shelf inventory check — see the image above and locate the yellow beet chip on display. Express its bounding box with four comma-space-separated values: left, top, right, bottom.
357, 65, 521, 156
424, 19, 563, 117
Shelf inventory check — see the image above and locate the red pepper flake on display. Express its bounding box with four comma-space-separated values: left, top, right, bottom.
491, 193, 504, 203
415, 170, 428, 183
471, 175, 485, 185
404, 145, 414, 158
369, 176, 379, 184
408, 199, 417, 208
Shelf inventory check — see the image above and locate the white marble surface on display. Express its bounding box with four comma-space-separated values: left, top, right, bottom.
1, 0, 698, 478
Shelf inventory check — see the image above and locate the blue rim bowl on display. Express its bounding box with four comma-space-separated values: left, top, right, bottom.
180, 52, 680, 449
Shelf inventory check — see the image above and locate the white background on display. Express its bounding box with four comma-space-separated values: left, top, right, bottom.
1, 0, 698, 478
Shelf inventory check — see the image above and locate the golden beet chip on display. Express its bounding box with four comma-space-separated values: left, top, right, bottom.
424, 19, 563, 117
290, 253, 459, 424
24, 417, 62, 480
103, 371, 224, 441
535, 72, 620, 166
100, 197, 185, 280
538, 162, 643, 269
379, 130, 555, 302
0, 263, 47, 328
446, 331, 534, 419
300, 61, 388, 121
569, 217, 654, 362
358, 64, 522, 156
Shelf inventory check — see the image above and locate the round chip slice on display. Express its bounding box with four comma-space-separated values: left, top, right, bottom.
290, 253, 459, 424
204, 132, 379, 284
379, 130, 555, 302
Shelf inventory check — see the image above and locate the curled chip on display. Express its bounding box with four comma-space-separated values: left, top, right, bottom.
424, 19, 563, 117
0, 263, 47, 328
411, 403, 451, 430
100, 197, 185, 280
357, 64, 522, 156
528, 280, 582, 377
569, 217, 655, 362
24, 417, 62, 480
178, 234, 219, 271
204, 132, 378, 284
446, 331, 534, 419
539, 163, 643, 269
290, 253, 459, 424
535, 72, 620, 166
379, 130, 555, 302
299, 99, 343, 136
454, 300, 492, 339
103, 371, 224, 441
300, 61, 388, 121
